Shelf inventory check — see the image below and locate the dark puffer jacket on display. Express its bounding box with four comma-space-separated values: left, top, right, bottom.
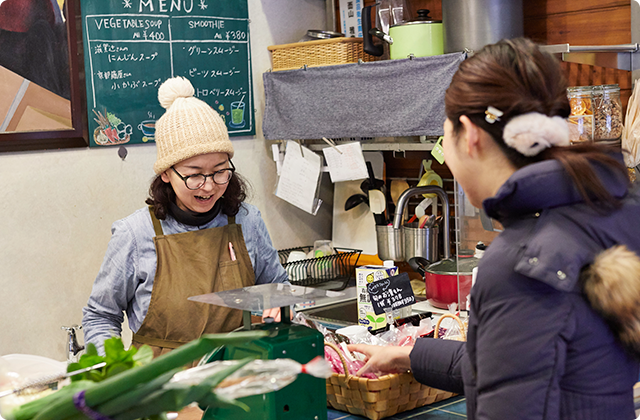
410, 157, 640, 420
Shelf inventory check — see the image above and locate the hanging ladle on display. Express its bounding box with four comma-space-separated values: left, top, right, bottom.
345, 193, 369, 211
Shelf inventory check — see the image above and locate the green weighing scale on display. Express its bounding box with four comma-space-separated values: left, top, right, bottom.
189, 283, 345, 420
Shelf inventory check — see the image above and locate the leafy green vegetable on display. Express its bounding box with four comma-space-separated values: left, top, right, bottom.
67, 337, 152, 383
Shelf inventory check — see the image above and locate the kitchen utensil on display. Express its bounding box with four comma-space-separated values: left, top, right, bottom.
389, 179, 410, 221
417, 160, 442, 216
388, 10, 443, 60
344, 193, 369, 211
366, 161, 386, 225
417, 160, 442, 196
409, 256, 477, 309
414, 197, 433, 219
419, 214, 435, 229
389, 180, 409, 206
359, 177, 385, 194
442, 0, 523, 53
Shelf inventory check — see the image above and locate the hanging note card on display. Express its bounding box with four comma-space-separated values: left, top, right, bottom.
275, 141, 322, 214
322, 142, 368, 183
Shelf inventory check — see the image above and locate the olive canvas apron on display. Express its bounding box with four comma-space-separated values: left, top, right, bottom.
132, 207, 255, 358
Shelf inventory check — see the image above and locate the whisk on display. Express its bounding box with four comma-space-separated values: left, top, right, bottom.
0, 362, 106, 399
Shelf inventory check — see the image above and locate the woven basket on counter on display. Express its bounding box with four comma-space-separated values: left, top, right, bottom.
325, 342, 456, 420
268, 37, 378, 71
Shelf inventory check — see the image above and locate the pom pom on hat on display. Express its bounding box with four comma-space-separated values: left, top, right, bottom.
153, 77, 234, 174
158, 76, 195, 110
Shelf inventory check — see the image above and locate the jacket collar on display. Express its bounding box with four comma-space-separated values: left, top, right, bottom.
483, 154, 629, 221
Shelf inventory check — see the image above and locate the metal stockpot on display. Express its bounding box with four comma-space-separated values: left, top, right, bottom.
442, 0, 523, 53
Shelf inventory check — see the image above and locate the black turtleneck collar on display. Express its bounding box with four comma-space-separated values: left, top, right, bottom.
168, 200, 221, 227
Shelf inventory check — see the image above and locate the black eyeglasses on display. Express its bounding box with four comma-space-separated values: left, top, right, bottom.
171, 160, 236, 190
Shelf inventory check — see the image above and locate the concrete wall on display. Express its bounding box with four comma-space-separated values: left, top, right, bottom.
0, 0, 332, 360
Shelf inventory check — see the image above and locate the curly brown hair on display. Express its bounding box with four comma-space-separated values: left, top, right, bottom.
445, 37, 629, 209
145, 169, 250, 220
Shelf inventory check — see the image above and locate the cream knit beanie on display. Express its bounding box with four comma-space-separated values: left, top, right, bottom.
153, 76, 234, 174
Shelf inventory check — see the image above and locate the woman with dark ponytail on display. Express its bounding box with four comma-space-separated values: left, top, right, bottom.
349, 38, 640, 419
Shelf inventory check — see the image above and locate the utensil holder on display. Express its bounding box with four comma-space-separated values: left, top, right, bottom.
403, 225, 439, 263
375, 225, 403, 262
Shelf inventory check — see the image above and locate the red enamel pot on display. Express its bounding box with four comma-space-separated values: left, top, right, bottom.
408, 256, 477, 309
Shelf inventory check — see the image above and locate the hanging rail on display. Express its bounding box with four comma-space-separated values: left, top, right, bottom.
539, 43, 640, 72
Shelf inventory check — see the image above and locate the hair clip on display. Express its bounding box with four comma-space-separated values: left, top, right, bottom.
485, 106, 504, 124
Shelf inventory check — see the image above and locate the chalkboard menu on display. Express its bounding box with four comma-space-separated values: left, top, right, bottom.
80, 0, 254, 147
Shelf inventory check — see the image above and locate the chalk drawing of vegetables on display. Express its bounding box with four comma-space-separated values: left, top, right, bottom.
93, 108, 132, 146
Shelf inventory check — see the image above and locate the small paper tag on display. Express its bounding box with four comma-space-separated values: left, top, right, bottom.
431, 136, 445, 165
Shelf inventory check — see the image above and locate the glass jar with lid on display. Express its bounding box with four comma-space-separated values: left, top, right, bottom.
592, 84, 623, 142
567, 86, 595, 143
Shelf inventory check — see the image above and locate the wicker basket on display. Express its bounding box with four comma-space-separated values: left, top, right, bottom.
325, 342, 456, 420
435, 313, 467, 341
268, 37, 378, 71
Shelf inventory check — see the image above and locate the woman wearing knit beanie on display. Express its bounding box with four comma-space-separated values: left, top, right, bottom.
82, 77, 288, 357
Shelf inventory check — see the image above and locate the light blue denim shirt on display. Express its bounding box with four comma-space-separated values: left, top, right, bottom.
82, 203, 288, 352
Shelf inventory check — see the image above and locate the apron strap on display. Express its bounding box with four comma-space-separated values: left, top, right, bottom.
148, 206, 164, 236
228, 215, 235, 225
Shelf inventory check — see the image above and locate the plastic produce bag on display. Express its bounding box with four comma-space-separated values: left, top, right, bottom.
200, 357, 331, 400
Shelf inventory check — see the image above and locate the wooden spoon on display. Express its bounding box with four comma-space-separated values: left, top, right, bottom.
390, 180, 409, 206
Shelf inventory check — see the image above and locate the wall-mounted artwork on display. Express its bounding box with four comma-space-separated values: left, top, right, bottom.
0, 0, 87, 152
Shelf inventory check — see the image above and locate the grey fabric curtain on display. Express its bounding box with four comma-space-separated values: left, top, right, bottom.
262, 52, 466, 140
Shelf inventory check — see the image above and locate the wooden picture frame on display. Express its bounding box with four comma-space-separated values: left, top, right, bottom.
0, 0, 87, 152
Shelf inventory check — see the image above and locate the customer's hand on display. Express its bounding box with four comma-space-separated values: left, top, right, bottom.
347, 344, 413, 376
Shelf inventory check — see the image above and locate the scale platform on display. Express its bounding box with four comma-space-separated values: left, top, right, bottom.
189, 283, 345, 420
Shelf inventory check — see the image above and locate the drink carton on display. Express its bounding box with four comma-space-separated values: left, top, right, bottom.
357, 264, 401, 331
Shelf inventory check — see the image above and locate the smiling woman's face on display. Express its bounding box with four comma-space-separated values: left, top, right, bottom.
160, 152, 231, 213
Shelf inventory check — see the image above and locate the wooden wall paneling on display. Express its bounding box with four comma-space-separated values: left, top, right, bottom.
524, 0, 628, 19
524, 6, 630, 45
562, 62, 631, 88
